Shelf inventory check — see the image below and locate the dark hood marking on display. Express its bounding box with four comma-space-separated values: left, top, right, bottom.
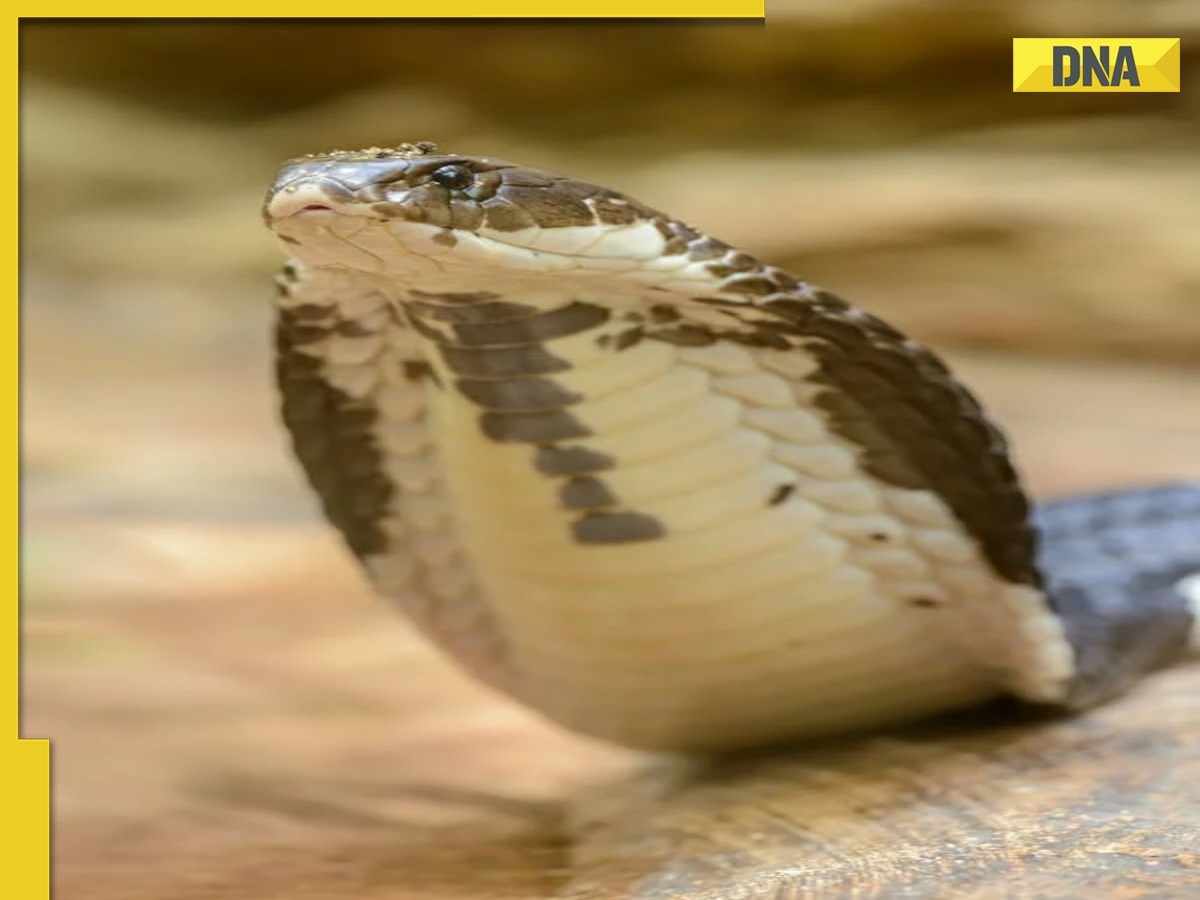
275, 302, 392, 559
674, 280, 1039, 588
406, 290, 667, 547
572, 512, 667, 544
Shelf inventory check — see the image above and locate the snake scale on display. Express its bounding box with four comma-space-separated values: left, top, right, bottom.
263, 142, 1200, 752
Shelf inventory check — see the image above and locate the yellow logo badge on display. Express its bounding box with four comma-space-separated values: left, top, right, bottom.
1013, 38, 1181, 92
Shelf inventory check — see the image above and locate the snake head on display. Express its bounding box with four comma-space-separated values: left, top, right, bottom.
263, 143, 697, 292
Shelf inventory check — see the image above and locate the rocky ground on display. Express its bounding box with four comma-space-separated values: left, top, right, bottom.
22, 11, 1200, 899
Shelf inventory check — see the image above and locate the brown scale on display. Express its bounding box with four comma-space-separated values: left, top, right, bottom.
558, 477, 619, 511
402, 360, 437, 384
534, 445, 616, 476
652, 218, 702, 256
572, 511, 666, 544
275, 307, 393, 559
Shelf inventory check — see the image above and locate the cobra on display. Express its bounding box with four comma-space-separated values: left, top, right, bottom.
263, 142, 1200, 752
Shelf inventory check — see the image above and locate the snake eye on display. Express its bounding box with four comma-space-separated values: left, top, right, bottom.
429, 164, 474, 190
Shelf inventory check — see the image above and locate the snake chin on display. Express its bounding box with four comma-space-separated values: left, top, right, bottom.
269, 209, 686, 306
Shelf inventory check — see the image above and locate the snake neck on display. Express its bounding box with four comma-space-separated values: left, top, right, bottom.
357, 280, 1068, 750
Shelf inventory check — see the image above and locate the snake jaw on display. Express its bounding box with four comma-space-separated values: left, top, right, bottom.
266, 191, 681, 300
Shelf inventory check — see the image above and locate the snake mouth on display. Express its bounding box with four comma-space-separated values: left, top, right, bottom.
263, 176, 360, 222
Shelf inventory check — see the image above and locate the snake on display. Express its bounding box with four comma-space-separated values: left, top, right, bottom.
262, 141, 1200, 753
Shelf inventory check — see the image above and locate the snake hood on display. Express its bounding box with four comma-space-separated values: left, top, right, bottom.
263, 142, 1199, 752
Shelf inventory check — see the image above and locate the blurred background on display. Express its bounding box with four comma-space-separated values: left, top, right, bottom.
23, 9, 1200, 899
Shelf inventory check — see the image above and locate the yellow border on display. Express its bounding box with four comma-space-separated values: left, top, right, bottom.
20, 3, 764, 15
13, 16, 51, 899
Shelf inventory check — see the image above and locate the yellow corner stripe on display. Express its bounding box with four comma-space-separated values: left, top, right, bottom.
15, 3, 764, 15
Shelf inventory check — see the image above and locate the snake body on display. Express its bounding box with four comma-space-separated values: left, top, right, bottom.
264, 142, 1199, 752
